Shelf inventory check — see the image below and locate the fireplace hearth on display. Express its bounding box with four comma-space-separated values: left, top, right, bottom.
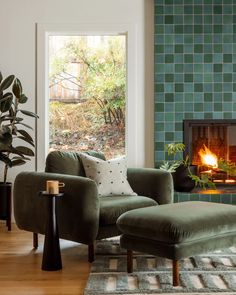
184, 120, 236, 186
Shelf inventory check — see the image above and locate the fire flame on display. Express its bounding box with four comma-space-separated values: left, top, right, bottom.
198, 145, 218, 168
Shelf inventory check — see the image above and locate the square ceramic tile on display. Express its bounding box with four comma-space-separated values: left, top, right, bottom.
154, 0, 236, 165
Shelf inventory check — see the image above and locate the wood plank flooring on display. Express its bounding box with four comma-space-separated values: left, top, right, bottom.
0, 222, 90, 295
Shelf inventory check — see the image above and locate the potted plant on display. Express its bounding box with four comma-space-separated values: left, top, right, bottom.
160, 143, 215, 192
0, 71, 38, 230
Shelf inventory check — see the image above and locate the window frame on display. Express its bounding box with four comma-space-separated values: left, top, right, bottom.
37, 23, 139, 171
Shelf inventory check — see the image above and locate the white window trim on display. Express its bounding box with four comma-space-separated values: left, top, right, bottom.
36, 23, 140, 171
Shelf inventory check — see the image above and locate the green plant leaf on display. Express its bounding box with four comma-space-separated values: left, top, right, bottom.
12, 127, 17, 135
0, 115, 14, 123
0, 75, 15, 91
165, 143, 186, 156
0, 92, 13, 103
9, 107, 14, 117
15, 117, 23, 122
18, 136, 35, 147
17, 129, 33, 142
160, 161, 181, 173
188, 173, 216, 190
19, 94, 28, 104
12, 155, 30, 161
0, 153, 12, 167
11, 159, 26, 166
6, 146, 23, 156
20, 110, 39, 118
0, 127, 12, 148
14, 146, 34, 156
0, 93, 13, 112
0, 144, 11, 152
218, 158, 236, 176
12, 78, 22, 98
0, 72, 3, 83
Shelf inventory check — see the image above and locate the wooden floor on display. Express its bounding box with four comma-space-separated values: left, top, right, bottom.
0, 222, 91, 295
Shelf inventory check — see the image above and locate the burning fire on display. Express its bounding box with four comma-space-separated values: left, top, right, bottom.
198, 145, 218, 168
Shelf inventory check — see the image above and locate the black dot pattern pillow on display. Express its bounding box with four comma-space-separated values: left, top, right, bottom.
80, 154, 137, 197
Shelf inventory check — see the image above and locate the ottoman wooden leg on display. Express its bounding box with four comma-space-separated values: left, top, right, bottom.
127, 250, 133, 273
173, 260, 180, 286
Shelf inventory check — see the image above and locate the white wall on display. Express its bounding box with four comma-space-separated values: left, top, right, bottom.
0, 0, 154, 184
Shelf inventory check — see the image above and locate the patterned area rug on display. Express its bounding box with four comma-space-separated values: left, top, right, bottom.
84, 239, 236, 295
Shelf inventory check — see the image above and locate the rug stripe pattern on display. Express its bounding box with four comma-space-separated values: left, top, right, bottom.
84, 241, 236, 294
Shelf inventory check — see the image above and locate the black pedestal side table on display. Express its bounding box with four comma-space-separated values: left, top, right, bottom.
39, 191, 63, 271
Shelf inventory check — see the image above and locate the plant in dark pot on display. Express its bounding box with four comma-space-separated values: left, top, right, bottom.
0, 71, 38, 230
173, 161, 198, 192
160, 143, 215, 192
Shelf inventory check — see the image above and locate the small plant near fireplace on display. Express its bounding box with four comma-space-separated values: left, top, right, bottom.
189, 173, 216, 190
159, 143, 185, 173
218, 159, 236, 177
160, 142, 216, 191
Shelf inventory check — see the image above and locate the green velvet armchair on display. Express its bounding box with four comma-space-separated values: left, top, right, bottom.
13, 151, 173, 262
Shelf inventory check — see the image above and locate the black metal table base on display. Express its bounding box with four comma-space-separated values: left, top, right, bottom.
40, 193, 62, 271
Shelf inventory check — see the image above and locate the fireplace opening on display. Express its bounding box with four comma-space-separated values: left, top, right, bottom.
184, 120, 236, 186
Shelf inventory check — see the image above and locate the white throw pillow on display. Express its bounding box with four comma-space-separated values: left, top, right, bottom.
80, 153, 137, 197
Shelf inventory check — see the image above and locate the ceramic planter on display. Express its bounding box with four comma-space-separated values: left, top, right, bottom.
172, 164, 197, 192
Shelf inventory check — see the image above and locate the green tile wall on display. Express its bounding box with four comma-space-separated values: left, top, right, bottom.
174, 191, 236, 205
154, 0, 236, 167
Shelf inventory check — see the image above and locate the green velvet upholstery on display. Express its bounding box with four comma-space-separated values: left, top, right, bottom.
119, 233, 236, 261
127, 168, 173, 205
45, 150, 106, 176
117, 201, 236, 260
14, 172, 99, 244
99, 196, 157, 226
13, 150, 173, 256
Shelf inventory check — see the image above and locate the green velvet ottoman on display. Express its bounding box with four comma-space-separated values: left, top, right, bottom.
116, 201, 236, 286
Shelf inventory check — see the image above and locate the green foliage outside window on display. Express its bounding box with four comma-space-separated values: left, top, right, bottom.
50, 36, 126, 126
48, 36, 126, 158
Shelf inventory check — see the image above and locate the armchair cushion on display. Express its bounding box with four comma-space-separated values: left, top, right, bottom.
45, 150, 106, 176
80, 153, 136, 197
99, 195, 157, 226
127, 168, 173, 205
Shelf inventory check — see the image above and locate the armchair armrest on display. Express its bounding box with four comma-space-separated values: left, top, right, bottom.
127, 168, 173, 204
14, 171, 99, 244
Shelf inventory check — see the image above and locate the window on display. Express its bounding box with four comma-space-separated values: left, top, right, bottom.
37, 23, 139, 171
48, 35, 126, 159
